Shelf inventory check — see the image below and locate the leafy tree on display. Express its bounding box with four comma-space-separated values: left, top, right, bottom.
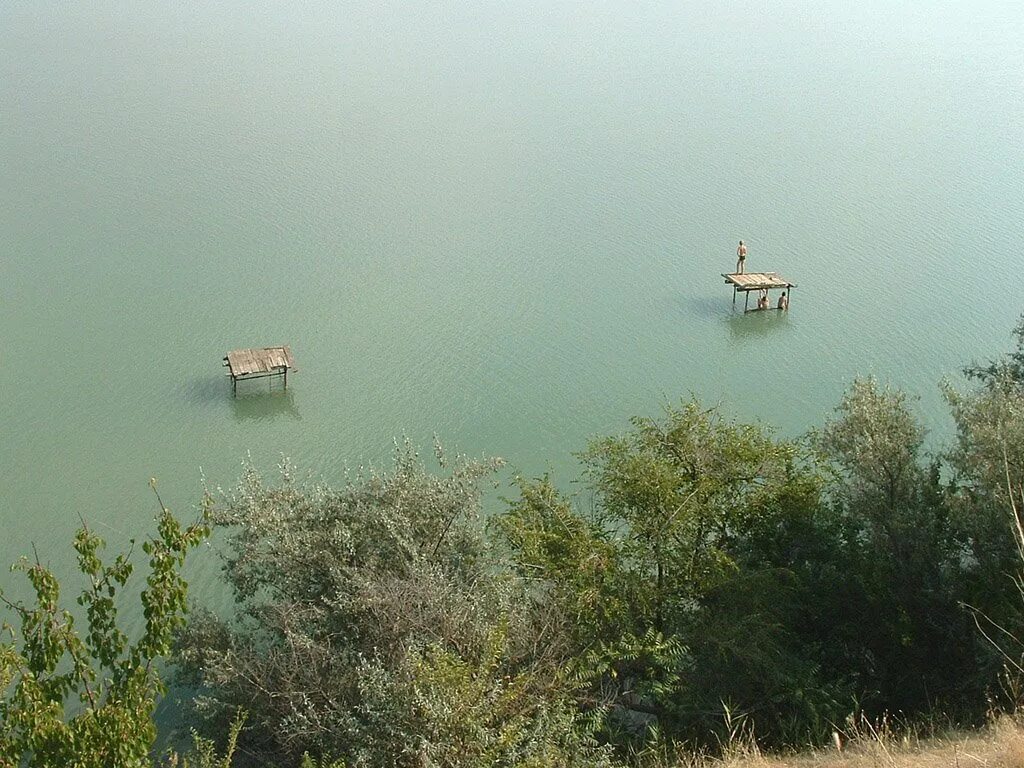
944, 372, 1024, 699
948, 317, 1024, 610
497, 401, 846, 749
964, 313, 1024, 387
493, 475, 628, 652
176, 444, 610, 767
0, 486, 209, 768
946, 373, 1024, 505
816, 378, 978, 719
579, 400, 813, 632
816, 377, 925, 522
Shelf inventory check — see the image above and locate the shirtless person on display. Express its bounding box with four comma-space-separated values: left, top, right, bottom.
736, 240, 747, 273
777, 291, 789, 310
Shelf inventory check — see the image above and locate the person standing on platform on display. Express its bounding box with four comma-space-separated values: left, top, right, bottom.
736, 240, 747, 273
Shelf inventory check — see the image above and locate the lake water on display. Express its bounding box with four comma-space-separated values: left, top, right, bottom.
2, 0, 1023, 617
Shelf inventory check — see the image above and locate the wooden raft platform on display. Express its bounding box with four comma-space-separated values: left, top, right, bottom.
223, 346, 296, 396
722, 272, 797, 311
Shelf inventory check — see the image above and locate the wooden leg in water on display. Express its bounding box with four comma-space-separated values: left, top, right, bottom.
733, 286, 737, 306
232, 376, 237, 397
744, 292, 749, 311
284, 367, 288, 391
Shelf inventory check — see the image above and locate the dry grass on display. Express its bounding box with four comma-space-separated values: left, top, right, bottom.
662, 717, 1024, 768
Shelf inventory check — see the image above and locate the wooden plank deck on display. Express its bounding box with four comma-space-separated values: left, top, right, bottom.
223, 346, 297, 396
722, 272, 796, 291
224, 346, 296, 378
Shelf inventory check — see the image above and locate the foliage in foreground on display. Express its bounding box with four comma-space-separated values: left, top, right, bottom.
172, 313, 1024, 761
495, 401, 844, 746
0, 488, 209, 768
5, 314, 1024, 767
175, 446, 612, 767
179, 368, 1024, 762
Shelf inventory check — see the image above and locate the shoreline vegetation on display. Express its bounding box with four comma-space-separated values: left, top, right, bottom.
3, 316, 1024, 768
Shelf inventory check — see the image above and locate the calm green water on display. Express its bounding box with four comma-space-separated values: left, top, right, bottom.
2, 0, 1023, 616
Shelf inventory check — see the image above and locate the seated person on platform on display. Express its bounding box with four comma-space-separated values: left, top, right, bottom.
777, 290, 789, 310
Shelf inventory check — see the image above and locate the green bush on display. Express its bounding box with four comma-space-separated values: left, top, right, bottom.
0, 486, 208, 768
175, 443, 611, 767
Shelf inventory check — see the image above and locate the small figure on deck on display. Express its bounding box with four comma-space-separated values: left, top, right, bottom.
757, 290, 769, 310
777, 290, 789, 310
736, 240, 747, 273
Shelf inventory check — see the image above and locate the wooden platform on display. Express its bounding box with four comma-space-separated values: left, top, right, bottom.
722, 272, 796, 291
223, 346, 296, 396
722, 272, 796, 311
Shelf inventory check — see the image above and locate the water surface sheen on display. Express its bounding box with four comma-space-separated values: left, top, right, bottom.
2, 0, 1023, 612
